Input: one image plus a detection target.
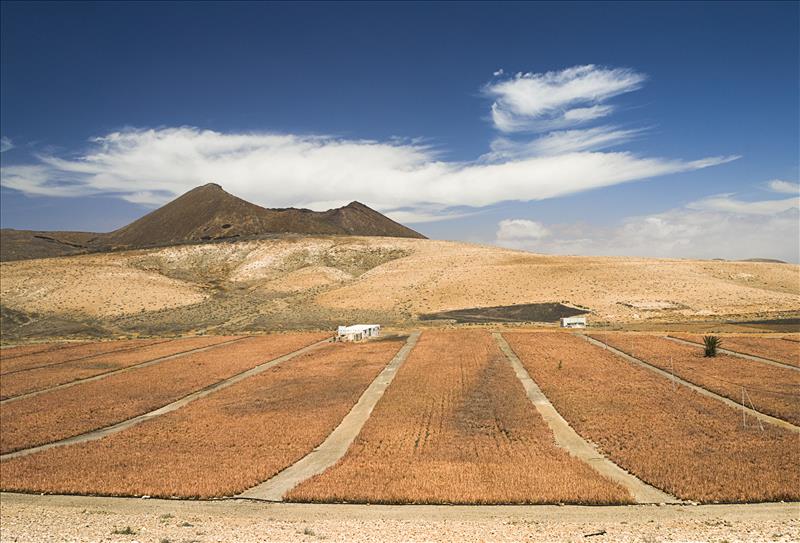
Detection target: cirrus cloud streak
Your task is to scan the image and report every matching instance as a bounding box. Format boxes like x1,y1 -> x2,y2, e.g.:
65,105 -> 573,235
0,127 -> 737,221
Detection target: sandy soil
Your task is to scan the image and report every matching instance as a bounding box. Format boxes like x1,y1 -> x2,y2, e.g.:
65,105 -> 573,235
315,239 -> 800,322
1,493 -> 797,542
0,257 -> 207,318
1,236 -> 798,340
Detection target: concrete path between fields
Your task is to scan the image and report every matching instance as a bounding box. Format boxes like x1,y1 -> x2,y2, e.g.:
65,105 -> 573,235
0,337 -> 333,462
664,336 -> 799,372
239,331 -> 421,501
582,334 -> 800,434
492,332 -> 679,505
0,337 -> 247,405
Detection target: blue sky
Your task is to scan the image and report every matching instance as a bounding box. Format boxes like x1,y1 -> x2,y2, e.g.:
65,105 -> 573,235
1,1 -> 798,261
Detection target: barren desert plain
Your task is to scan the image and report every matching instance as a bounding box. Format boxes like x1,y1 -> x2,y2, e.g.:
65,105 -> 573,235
0,235 -> 798,542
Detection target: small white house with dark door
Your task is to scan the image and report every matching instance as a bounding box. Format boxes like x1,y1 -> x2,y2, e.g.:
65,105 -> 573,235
560,316 -> 587,328
336,324 -> 381,341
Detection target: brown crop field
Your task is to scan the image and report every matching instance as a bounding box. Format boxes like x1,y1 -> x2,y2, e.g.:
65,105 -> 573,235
590,333 -> 800,426
0,343 -> 81,360
0,333 -> 326,454
287,330 -> 632,505
669,334 -> 800,368
0,339 -> 402,498
503,332 -> 800,503
0,336 -> 236,400
0,339 -> 163,375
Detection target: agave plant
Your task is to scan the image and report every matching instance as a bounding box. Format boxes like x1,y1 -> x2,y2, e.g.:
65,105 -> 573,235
703,335 -> 722,357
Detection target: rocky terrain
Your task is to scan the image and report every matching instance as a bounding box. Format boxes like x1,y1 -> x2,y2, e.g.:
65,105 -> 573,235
1,236 -> 797,342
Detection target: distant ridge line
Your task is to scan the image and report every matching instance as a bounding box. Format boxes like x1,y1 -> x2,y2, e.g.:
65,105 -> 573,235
0,183 -> 426,261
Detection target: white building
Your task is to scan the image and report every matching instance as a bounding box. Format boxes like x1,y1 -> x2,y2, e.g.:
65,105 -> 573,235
336,324 -> 381,341
560,316 -> 587,328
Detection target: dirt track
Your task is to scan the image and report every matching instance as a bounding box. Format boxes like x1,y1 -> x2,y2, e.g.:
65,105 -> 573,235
1,493 -> 797,542
493,333 -> 677,504
240,332 -> 420,500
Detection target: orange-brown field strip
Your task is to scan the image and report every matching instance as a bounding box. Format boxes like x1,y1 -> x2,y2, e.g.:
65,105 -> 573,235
589,333 -> 800,426
0,339 -> 403,498
0,336 -> 238,400
0,339 -> 165,375
0,343 -> 83,361
669,334 -> 800,368
287,330 -> 632,505
503,332 -> 800,503
0,333 -> 326,455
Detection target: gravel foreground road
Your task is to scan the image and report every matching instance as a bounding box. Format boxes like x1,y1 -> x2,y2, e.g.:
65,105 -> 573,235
1,493 -> 798,542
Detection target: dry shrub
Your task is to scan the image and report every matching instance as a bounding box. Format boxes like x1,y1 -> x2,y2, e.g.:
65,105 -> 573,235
0,333 -> 327,454
504,332 -> 800,503
671,333 -> 800,368
0,339 -> 162,374
0,339 -> 402,498
0,336 -> 236,400
590,333 -> 800,425
287,329 -> 632,505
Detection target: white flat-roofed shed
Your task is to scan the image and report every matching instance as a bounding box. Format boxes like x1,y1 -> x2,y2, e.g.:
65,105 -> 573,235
560,316 -> 587,328
336,324 -> 381,341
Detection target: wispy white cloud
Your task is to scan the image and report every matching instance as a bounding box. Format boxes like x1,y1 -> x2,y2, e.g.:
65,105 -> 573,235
120,190 -> 177,206
385,206 -> 483,224
0,65 -> 742,226
486,126 -> 646,160
563,105 -> 614,123
0,127 -> 736,222
765,179 -> 799,195
0,137 -> 14,153
484,65 -> 645,133
687,193 -> 799,215
495,194 -> 800,262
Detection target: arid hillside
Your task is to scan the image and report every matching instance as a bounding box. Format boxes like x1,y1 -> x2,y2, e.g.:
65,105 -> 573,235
1,236 -> 798,340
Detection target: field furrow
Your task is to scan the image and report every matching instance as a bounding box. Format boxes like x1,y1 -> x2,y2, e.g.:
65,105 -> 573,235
0,339 -> 164,375
0,339 -> 402,498
287,329 -> 632,505
0,333 -> 327,454
503,332 -> 800,503
589,333 -> 800,425
669,334 -> 800,368
0,336 -> 237,400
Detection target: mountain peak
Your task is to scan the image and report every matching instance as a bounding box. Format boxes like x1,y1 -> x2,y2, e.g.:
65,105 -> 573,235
194,182 -> 225,193
101,183 -> 425,249
0,183 -> 427,260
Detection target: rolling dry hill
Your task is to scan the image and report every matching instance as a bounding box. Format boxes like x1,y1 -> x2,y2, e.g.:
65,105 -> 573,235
0,184 -> 425,262
1,236 -> 798,341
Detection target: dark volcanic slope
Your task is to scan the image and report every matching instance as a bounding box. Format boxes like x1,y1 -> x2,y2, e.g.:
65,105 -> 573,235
0,230 -> 98,262
104,183 -> 342,246
322,201 -> 425,239
1,183 -> 426,261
